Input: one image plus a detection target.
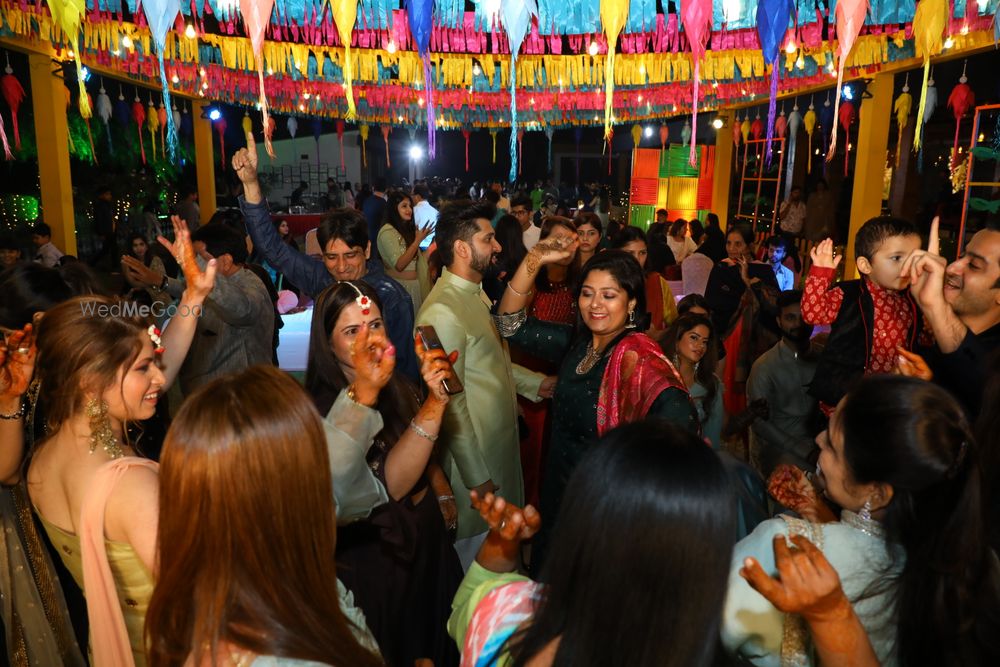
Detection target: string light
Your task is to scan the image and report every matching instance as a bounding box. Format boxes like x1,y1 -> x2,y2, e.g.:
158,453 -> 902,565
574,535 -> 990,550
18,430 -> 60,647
185,23 -> 197,39
121,34 -> 133,49
784,41 -> 797,54
944,36 -> 955,49
588,41 -> 599,56
386,40 -> 397,54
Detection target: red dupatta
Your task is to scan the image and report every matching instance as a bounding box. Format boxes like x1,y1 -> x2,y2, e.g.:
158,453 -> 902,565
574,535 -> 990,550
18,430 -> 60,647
596,333 -> 690,436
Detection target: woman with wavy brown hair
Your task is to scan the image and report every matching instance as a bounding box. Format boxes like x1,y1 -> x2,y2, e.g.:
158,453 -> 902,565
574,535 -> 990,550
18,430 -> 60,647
145,366 -> 383,667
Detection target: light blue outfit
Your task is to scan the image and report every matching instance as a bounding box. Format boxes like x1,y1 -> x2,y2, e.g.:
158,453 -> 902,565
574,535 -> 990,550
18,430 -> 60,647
689,378 -> 724,449
722,513 -> 903,667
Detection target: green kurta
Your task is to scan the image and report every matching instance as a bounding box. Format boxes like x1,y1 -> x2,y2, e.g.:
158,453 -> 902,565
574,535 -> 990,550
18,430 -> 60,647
505,317 -> 699,569
416,269 -> 546,539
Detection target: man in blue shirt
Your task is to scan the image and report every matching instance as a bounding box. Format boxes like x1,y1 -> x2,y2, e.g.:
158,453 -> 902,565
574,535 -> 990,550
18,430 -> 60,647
231,134 -> 419,379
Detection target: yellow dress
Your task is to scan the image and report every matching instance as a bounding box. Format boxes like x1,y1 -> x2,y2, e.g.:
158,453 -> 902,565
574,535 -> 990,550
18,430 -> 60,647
37,513 -> 153,666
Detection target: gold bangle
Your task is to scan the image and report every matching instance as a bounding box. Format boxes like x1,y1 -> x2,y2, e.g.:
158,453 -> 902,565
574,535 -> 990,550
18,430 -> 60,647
506,282 -> 534,297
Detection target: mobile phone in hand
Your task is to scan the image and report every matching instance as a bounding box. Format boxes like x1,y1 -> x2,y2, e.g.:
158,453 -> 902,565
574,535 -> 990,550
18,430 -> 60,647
415,325 -> 464,394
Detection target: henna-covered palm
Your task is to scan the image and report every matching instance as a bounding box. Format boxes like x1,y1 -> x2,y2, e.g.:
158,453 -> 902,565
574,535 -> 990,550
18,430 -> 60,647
0,325 -> 36,399
530,234 -> 579,269
158,216 -> 217,300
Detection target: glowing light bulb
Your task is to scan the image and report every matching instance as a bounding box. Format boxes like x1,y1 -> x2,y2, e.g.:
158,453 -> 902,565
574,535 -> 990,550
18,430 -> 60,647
121,35 -> 133,49
202,81 -> 209,90
386,40 -> 397,54
785,40 -> 797,55
712,81 -> 719,89
712,118 -> 724,129
637,95 -> 643,102
67,49 -> 75,59
796,55 -> 805,69
171,74 -> 180,84
643,126 -> 653,138
299,103 -> 306,111
398,115 -> 404,122
303,92 -> 311,100
638,64 -> 646,75
588,41 -> 599,56
185,23 -> 197,39
418,97 -> 424,106
472,62 -> 481,76
530,97 -> 536,104
960,25 -> 969,35
200,67 -> 206,77
944,36 -> 955,49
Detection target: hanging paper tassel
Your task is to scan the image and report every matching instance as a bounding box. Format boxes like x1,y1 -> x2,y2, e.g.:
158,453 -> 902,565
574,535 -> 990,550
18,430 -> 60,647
682,119 -> 692,146
95,82 -> 113,153
599,0 -> 629,142
498,0 -> 539,181
381,125 -> 391,167
912,0 -> 948,152
750,114 -> 764,141
147,97 -> 159,161
606,128 -> 614,175
2,57 -> 26,150
755,0 -> 795,165
46,0 -> 90,119
407,0 -> 438,158
894,76 -> 913,168
660,125 -> 669,150
741,114 -> 752,167
785,103 -> 802,199
804,99 -> 817,173
490,129 -> 498,164
216,115 -> 227,167
359,124 -> 369,167
545,126 -> 555,172
336,119 -> 346,171
775,105 -> 788,141
84,93 -> 97,165
947,61 -> 975,169
631,124 -> 642,147
139,0 -> 181,161
132,96 -> 147,165
173,104 -> 182,137
827,0 -> 868,161
0,111 -> 9,160
732,116 -> 742,150
330,0 -> 358,119
681,0 -> 712,165
239,0 -> 276,157
820,93 -> 834,174
839,100 -> 855,176
158,102 -> 167,157
917,74 -> 938,173
462,129 -> 471,171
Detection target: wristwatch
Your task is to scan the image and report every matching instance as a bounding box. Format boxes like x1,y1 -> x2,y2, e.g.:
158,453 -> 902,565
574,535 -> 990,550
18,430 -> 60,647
157,274 -> 169,291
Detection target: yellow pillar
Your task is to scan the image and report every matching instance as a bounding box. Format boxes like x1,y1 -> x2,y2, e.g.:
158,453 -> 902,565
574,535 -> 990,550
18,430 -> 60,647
711,111 -> 734,231
28,53 -> 76,256
193,113 -> 217,222
845,73 -> 892,278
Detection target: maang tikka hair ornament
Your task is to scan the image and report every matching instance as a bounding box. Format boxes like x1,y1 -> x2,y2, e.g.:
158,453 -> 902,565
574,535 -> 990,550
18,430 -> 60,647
343,282 -> 371,316
147,325 -> 164,354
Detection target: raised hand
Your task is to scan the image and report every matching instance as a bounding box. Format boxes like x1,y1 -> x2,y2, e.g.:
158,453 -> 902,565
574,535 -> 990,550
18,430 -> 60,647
159,216 -> 217,301
470,491 -> 541,543
810,238 -> 842,270
415,223 -> 434,244
741,535 -> 851,623
121,254 -> 163,287
231,130 -> 260,185
528,233 -> 579,270
415,335 -> 458,404
351,323 -> 396,405
0,324 -> 36,400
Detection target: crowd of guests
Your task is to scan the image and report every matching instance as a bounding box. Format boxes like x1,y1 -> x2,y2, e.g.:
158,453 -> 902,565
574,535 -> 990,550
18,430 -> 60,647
1,128 -> 999,666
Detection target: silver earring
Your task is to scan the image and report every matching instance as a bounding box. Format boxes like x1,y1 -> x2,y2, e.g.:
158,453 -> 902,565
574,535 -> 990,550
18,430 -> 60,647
859,499 -> 872,523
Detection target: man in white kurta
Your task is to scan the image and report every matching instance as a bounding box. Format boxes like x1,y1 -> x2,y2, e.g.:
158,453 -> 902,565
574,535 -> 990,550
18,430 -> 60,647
416,200 -> 551,568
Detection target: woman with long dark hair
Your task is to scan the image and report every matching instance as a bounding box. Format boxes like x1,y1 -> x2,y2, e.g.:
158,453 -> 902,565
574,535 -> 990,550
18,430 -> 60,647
723,375 -> 1000,666
122,233 -> 168,306
705,225 -> 779,415
146,366 -> 382,666
610,225 -> 678,331
377,191 -> 431,311
483,214 -> 527,305
661,314 -> 723,448
305,280 -> 462,667
573,213 -> 602,268
24,222 -> 214,666
449,419 -> 737,667
497,245 -> 697,571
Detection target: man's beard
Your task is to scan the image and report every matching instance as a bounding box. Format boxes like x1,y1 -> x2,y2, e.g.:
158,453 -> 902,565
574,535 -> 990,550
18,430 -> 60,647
782,325 -> 813,347
470,249 -> 495,274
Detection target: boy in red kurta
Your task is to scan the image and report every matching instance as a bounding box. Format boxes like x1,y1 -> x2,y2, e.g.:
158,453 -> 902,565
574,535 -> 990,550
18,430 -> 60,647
802,216 -> 929,408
